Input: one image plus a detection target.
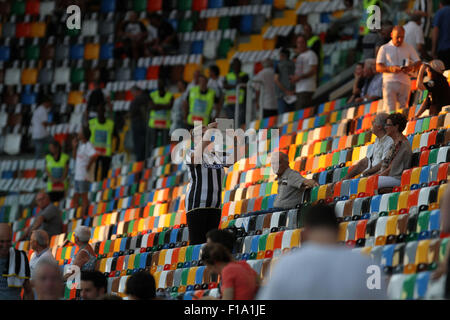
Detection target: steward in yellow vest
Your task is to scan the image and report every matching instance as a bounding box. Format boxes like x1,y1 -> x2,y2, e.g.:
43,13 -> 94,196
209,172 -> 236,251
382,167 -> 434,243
45,141 -> 69,202
89,104 -> 115,180
223,59 -> 248,126
184,74 -> 218,127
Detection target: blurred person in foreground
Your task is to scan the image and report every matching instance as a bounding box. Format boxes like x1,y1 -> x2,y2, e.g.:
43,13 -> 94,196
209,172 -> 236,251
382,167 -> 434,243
80,271 -> 107,300
257,204 -> 387,299
32,259 -> 64,300
125,271 -> 156,300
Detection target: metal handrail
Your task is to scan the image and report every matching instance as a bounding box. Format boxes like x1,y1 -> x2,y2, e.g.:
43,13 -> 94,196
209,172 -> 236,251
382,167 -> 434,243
234,80 -> 264,129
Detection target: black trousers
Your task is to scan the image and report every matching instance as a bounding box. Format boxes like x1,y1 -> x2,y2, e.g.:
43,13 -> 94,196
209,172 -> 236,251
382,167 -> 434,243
48,191 -> 65,203
131,123 -> 146,162
94,156 -> 112,181
438,49 -> 450,70
263,109 -> 278,118
186,208 -> 222,245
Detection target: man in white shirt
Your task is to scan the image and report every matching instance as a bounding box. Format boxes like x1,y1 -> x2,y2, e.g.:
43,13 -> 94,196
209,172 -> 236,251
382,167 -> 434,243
257,204 -> 387,300
254,59 -> 278,118
376,26 -> 421,112
289,35 -> 318,110
72,127 -> 98,218
31,96 -> 52,159
29,230 -> 56,279
340,113 -> 393,180
403,15 -> 425,56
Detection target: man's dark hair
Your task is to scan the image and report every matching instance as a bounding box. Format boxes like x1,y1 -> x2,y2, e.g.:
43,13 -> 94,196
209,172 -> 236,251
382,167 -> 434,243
39,94 -> 52,105
209,65 -> 220,77
303,204 -> 339,232
387,113 -> 407,133
280,47 -> 290,58
125,271 -> 156,300
81,271 -> 107,292
441,0 -> 450,6
201,242 -> 232,265
82,126 -> 91,141
206,229 -> 235,253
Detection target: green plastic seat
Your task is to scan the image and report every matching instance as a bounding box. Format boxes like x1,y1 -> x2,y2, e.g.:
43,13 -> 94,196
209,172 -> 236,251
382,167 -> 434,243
310,186 -> 319,202
340,167 -> 349,179
178,0 -> 192,10
428,149 -> 438,165
261,196 -> 269,210
12,0 -> 25,15
25,45 -> 40,60
258,234 -> 268,251
217,39 -> 232,59
181,268 -> 189,286
66,27 -> 80,36
158,230 -> 166,245
134,254 -> 141,269
133,0 -> 147,11
320,141 -> 328,154
178,19 -> 193,33
332,152 -> 340,166
104,240 -> 111,253
127,220 -> 135,233
439,238 -> 449,260
388,193 -> 399,211
228,219 -> 236,228
401,274 -> 417,300
219,16 -> 230,30
357,132 -> 365,146
185,245 -> 194,262
421,117 -> 430,132
416,211 -> 430,233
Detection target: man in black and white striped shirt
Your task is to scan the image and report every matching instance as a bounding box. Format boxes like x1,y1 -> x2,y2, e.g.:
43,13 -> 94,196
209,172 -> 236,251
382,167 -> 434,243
184,122 -> 231,245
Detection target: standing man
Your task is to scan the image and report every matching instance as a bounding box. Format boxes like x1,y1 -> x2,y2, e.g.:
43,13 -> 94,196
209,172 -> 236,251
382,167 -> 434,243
20,192 -> 63,240
432,0 -> 450,69
304,24 -> 323,83
271,152 -> 318,210
376,26 -> 421,113
223,59 -> 249,126
31,95 -> 52,159
403,15 -> 425,57
0,223 -> 34,300
207,65 -> 224,118
253,59 -> 278,119
148,79 -> 174,154
275,48 -> 296,115
29,230 -> 56,278
289,35 -> 318,110
129,85 -> 150,162
89,104 -> 115,181
184,74 -> 219,130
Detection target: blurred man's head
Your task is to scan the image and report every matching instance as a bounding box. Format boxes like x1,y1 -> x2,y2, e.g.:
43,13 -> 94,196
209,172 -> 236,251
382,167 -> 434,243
410,14 -> 422,25
379,21 -> 393,38
177,80 -> 187,92
262,59 -> 273,69
36,192 -> 51,210
303,204 -> 339,245
125,272 -> 156,300
354,62 -> 364,77
40,95 -> 52,108
48,141 -> 62,158
33,259 -> 64,300
193,70 -> 201,84
280,48 -> 290,61
80,271 -> 107,300
198,74 -> 208,91
209,65 -> 220,79
78,126 -> 91,142
74,226 -> 91,246
0,223 -> 12,258
206,229 -> 236,253
231,59 -> 242,74
149,13 -> 162,27
128,11 -> 138,22
157,79 -> 166,92
391,26 -> 405,47
303,24 -> 313,39
372,112 -> 389,137
271,152 -> 290,176
30,230 -> 49,252
131,85 -> 142,98
97,103 -> 106,122
363,59 -> 376,78
296,35 -> 307,53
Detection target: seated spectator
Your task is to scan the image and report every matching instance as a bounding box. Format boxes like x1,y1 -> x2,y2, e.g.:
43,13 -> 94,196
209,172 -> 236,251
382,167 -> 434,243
72,127 -> 99,218
271,152 -> 318,210
149,13 -> 179,56
117,11 -> 148,59
32,259 -> 64,300
29,230 -> 56,279
63,226 -> 96,280
347,62 -> 365,103
80,271 -> 107,300
256,204 -> 386,299
206,229 -> 236,254
0,223 -> 33,300
200,243 -> 260,300
45,141 -> 70,203
404,15 -> 425,57
369,113 -> 412,189
125,271 -> 156,300
20,192 -> 63,240
415,60 -> 450,117
340,113 -> 393,181
355,59 -> 383,103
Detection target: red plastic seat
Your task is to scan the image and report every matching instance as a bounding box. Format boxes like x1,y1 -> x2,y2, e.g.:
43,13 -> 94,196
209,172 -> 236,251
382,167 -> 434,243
401,169 -> 412,187
16,22 -> 31,38
437,163 -> 449,182
26,0 -> 40,15
147,0 -> 162,11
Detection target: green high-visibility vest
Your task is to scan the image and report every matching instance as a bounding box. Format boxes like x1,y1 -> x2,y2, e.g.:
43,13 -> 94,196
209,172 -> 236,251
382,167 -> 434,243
187,86 -> 215,126
89,117 -> 114,156
360,0 -> 380,35
224,71 -> 247,105
307,35 -> 323,78
45,153 -> 69,192
149,90 -> 173,129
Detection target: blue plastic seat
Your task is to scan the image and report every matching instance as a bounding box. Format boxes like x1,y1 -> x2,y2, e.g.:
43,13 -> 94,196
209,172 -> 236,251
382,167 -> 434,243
208,0 -> 223,8
101,0 -> 116,13
349,178 -> 360,195
190,40 -> 204,54
70,44 -> 84,60
133,67 -> 146,80
318,171 -> 327,185
429,210 -> 440,231
381,244 -> 395,267
414,271 -> 430,299
100,43 -> 114,60
0,46 -> 10,61
240,15 -> 253,34
419,166 -> 429,184
370,195 -> 382,213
